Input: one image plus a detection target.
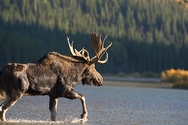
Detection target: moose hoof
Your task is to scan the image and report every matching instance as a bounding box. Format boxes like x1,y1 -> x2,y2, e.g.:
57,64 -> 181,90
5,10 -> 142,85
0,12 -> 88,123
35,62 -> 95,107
81,113 -> 88,120
80,113 -> 87,124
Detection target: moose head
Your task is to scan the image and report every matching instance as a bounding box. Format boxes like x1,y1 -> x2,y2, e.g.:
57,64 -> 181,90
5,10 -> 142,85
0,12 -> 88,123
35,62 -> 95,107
67,33 -> 112,86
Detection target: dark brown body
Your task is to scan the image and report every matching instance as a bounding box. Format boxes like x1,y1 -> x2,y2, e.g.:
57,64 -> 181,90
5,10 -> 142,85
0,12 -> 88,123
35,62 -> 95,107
0,52 -> 103,121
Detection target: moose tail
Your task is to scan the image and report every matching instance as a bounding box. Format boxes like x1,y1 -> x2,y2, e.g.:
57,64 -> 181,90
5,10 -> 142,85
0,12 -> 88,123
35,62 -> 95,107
0,68 -> 6,100
0,68 -> 2,88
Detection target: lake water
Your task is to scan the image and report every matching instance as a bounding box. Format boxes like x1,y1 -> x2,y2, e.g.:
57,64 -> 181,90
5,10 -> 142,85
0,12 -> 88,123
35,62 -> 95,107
0,83 -> 188,125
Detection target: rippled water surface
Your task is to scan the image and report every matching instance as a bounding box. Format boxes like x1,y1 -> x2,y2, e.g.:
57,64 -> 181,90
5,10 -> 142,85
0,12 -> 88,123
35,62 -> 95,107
0,83 -> 188,125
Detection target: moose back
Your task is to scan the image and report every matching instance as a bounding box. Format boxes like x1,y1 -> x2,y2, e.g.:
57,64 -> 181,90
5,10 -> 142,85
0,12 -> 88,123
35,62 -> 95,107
0,33 -> 112,122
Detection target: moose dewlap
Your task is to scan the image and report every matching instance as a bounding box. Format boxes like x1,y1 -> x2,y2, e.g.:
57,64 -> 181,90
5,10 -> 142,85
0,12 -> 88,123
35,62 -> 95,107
0,33 -> 112,122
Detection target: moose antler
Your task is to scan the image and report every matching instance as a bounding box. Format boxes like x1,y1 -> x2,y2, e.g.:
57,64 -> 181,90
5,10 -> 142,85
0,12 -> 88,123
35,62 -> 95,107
90,33 -> 112,64
67,33 -> 112,64
67,37 -> 90,61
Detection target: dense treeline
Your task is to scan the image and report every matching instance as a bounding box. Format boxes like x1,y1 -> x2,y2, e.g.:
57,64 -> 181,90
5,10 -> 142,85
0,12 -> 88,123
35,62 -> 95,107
0,0 -> 188,74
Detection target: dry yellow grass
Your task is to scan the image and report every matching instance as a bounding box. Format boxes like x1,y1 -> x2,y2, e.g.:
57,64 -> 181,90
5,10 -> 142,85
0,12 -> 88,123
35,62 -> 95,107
176,0 -> 188,8
161,68 -> 188,89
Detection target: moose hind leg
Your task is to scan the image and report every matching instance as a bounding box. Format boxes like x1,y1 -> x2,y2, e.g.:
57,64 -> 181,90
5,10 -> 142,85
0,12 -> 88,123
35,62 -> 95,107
0,93 -> 23,121
0,96 -> 9,121
49,97 -> 58,121
0,97 -> 9,110
64,90 -> 88,120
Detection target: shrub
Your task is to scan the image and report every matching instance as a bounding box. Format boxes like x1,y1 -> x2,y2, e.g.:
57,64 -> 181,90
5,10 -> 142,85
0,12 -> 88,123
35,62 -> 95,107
141,71 -> 160,78
128,72 -> 141,78
161,68 -> 188,89
118,72 -> 126,77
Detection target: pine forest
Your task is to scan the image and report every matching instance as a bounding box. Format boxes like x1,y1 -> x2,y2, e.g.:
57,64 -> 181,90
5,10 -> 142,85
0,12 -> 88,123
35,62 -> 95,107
0,0 -> 188,75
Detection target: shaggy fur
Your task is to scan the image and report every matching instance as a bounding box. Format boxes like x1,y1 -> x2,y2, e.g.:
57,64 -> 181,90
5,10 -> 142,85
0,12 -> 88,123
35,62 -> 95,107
0,51 -> 103,121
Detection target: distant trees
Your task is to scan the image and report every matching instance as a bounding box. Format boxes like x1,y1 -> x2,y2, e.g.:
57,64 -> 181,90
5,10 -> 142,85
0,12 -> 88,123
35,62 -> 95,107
0,0 -> 188,74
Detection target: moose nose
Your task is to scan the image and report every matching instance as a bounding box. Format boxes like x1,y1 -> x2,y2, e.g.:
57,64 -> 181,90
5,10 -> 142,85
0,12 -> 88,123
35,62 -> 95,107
99,81 -> 103,86
98,76 -> 103,86
94,71 -> 103,86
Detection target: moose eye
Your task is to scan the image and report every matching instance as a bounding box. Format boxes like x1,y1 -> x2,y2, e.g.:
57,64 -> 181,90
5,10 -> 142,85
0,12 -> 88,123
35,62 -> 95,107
84,69 -> 89,76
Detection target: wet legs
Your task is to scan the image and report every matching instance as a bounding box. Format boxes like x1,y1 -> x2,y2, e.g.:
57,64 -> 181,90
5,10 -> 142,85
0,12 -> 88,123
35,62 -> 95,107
49,97 -> 58,121
64,89 -> 88,120
0,93 -> 23,121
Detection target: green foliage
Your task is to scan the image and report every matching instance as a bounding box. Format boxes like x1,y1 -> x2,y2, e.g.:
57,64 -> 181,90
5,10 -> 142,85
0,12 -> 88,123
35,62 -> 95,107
128,72 -> 141,78
118,72 -> 126,77
141,72 -> 160,78
0,0 -> 188,74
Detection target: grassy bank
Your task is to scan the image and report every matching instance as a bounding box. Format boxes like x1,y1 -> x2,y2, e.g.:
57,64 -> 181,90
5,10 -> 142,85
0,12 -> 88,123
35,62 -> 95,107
104,80 -> 172,89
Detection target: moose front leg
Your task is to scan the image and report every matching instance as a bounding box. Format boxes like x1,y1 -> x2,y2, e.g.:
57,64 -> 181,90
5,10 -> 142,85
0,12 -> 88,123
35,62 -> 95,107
80,96 -> 87,119
64,89 -> 88,120
49,97 -> 58,121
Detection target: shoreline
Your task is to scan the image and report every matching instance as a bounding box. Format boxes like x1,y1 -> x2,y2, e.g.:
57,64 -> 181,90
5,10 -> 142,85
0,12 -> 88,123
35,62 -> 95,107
103,76 -> 172,88
103,76 -> 161,83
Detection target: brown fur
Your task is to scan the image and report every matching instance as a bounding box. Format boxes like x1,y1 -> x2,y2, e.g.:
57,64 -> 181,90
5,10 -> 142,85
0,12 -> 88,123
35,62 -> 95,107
0,51 -> 103,121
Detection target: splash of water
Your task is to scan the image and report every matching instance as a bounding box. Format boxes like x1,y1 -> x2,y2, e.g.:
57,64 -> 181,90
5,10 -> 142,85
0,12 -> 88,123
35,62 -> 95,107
70,118 -> 87,124
6,119 -> 64,124
64,116 -> 88,124
5,117 -> 87,124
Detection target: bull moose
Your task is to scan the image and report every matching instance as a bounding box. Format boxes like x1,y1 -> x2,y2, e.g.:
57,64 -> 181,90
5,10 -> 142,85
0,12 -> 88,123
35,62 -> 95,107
0,33 -> 112,122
